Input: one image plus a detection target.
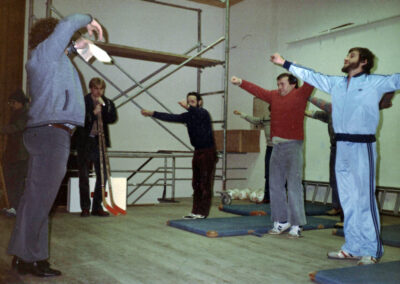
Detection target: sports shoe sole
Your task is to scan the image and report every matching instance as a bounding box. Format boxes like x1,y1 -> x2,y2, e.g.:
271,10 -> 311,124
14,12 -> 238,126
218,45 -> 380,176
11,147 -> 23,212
327,251 -> 361,260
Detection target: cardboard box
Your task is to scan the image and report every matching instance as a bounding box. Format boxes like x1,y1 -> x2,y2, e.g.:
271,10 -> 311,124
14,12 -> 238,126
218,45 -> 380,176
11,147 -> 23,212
67,177 -> 127,213
214,130 -> 260,153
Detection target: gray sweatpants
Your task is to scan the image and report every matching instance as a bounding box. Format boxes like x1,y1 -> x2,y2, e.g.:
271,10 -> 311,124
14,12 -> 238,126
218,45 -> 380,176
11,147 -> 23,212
269,140 -> 306,226
7,126 -> 70,262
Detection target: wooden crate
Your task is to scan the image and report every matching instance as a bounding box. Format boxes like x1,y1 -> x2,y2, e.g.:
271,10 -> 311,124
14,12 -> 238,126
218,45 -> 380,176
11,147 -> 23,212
214,130 -> 260,153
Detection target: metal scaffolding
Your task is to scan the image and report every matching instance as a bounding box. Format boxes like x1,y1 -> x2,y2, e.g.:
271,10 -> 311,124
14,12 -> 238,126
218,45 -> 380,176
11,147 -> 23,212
30,0 -> 235,204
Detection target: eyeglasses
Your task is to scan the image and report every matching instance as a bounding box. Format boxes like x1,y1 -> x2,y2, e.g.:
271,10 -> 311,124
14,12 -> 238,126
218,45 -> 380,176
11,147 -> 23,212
8,101 -> 16,105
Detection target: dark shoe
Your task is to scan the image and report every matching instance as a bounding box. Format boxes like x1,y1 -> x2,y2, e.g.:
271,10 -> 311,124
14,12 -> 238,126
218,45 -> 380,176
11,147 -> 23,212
91,208 -> 110,217
80,209 -> 90,217
12,256 -> 61,277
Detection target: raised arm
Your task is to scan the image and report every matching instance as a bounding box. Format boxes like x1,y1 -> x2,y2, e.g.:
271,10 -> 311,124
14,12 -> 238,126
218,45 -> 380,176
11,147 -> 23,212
270,53 -> 337,94
38,14 -> 103,61
231,76 -> 274,103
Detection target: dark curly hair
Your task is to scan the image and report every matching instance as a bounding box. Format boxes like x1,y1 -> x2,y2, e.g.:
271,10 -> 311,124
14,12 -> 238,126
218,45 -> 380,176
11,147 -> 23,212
29,17 -> 59,50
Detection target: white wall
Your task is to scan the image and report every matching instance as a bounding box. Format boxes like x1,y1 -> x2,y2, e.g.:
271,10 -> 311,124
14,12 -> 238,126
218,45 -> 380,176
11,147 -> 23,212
24,0 -> 400,200
229,0 -> 400,189
25,0 -> 225,200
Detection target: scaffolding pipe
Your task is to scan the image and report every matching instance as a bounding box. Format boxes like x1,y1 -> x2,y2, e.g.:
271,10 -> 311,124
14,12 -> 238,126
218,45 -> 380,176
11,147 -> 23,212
142,0 -> 201,12
49,4 -> 172,113
200,90 -> 225,96
46,0 -> 52,17
76,54 -> 193,150
222,0 -> 231,191
112,60 -> 173,114
112,44 -> 200,102
116,36 -> 225,108
197,10 -> 202,93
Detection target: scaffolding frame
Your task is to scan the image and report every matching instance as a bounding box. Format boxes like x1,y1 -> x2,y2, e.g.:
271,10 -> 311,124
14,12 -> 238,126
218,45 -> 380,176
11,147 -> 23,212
28,0 -> 233,202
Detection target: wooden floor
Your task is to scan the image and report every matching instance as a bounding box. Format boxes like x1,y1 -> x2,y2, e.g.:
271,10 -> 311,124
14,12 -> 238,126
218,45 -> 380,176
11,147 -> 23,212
1,198 -> 400,284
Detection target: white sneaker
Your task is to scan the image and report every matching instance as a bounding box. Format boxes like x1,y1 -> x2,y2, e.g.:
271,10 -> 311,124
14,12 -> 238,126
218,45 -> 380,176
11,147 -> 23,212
183,213 -> 197,219
268,221 -> 291,235
183,213 -> 206,219
288,225 -> 302,238
327,250 -> 361,260
358,256 -> 378,265
194,214 -> 206,219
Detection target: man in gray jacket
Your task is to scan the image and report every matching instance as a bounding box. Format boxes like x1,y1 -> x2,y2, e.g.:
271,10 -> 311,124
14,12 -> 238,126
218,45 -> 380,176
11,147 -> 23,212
7,14 -> 103,277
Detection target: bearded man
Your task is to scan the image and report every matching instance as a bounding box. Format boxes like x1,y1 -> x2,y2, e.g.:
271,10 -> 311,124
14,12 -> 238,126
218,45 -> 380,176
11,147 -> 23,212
271,48 -> 399,265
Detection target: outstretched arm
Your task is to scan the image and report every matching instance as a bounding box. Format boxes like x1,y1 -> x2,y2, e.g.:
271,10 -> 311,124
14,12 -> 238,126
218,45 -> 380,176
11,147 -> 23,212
270,53 -> 336,94
141,109 -> 154,117
308,97 -> 332,113
141,109 -> 186,123
234,110 -> 267,126
231,76 -> 274,103
306,110 -> 329,123
231,76 -> 243,86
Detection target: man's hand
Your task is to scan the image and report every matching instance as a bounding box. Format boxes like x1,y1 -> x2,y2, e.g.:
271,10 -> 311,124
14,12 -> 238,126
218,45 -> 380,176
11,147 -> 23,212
270,53 -> 285,66
231,76 -> 242,86
93,104 -> 102,115
379,91 -> 395,110
141,109 -> 154,117
74,37 -> 92,50
304,110 -> 314,118
233,110 -> 242,116
178,99 -> 189,109
87,19 -> 103,41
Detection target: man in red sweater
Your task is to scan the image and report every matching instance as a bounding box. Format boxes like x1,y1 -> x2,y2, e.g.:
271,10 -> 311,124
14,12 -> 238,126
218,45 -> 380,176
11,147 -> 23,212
231,73 -> 314,238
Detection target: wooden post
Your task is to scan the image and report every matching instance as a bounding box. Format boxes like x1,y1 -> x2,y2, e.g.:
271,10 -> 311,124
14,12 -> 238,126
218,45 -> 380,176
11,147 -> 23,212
0,160 -> 10,209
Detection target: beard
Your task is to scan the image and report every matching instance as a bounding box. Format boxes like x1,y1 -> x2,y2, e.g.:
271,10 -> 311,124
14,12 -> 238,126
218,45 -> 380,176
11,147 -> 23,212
341,60 -> 362,73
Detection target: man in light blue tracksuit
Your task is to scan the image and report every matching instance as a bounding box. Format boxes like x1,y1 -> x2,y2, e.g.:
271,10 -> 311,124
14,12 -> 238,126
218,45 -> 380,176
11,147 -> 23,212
271,48 -> 399,265
7,14 -> 103,277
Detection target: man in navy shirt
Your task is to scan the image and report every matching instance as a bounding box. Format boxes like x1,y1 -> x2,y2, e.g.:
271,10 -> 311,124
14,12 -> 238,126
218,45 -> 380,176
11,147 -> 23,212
141,92 -> 217,219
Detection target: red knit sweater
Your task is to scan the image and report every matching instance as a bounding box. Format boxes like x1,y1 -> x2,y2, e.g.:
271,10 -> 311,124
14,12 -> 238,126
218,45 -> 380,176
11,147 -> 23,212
240,80 -> 314,140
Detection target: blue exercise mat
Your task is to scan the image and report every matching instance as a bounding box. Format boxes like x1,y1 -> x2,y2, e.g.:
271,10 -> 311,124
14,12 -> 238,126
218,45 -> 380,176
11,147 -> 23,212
220,202 -> 333,216
312,261 -> 400,284
167,215 -> 338,238
333,224 -> 400,248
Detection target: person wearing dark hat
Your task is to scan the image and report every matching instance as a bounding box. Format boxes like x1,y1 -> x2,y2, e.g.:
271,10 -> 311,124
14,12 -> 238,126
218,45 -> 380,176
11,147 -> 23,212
1,89 -> 29,217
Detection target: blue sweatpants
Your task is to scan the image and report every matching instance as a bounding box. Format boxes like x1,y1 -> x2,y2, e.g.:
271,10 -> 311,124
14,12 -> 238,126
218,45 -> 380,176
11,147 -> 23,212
335,141 -> 383,258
